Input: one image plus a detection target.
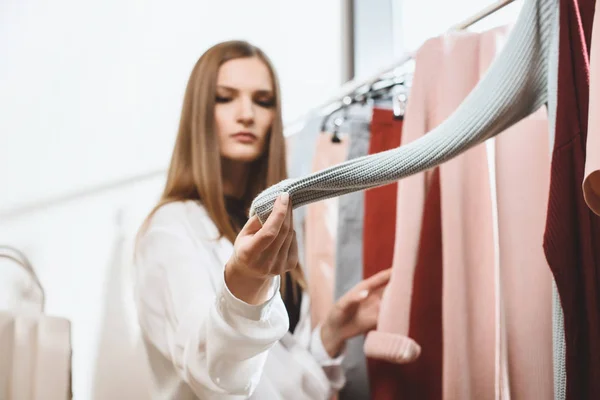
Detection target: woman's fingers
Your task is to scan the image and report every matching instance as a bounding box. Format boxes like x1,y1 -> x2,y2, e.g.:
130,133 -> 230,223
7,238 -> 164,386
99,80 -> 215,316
240,215 -> 262,235
253,193 -> 289,250
276,227 -> 296,273
336,269 -> 391,310
357,268 -> 392,293
336,287 -> 369,311
287,230 -> 299,270
233,193 -> 298,278
268,201 -> 293,255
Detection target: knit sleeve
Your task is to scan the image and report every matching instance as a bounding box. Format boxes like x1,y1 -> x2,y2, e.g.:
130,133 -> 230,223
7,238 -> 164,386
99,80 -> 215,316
249,0 -> 555,224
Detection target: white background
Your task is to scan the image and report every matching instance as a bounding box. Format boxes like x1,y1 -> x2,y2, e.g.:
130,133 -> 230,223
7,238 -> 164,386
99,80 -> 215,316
0,1 -> 524,398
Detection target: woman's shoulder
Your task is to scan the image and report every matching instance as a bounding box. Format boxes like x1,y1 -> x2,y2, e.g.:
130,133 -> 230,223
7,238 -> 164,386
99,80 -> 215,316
150,200 -> 203,223
143,200 -> 214,238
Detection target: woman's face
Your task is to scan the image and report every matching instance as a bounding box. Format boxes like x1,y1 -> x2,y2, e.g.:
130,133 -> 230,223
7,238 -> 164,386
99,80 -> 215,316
215,57 -> 275,163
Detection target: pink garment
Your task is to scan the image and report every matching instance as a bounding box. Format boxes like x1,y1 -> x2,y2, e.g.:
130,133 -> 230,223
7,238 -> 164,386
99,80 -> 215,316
365,27 -> 553,400
305,133 -> 350,329
584,8 -> 600,216
494,105 -> 554,400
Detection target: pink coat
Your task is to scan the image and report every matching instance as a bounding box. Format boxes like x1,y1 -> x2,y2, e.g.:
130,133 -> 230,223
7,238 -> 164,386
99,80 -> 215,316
364,26 -> 554,399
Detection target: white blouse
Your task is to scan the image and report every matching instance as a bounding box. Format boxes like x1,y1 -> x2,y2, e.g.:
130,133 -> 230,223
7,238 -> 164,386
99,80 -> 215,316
134,200 -> 345,399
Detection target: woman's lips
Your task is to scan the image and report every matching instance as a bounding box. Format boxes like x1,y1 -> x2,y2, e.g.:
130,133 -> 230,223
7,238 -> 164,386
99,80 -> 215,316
231,132 -> 257,143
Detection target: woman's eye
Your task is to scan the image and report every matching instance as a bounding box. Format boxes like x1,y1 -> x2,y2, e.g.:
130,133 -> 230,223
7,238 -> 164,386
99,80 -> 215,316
255,99 -> 275,108
215,96 -> 231,103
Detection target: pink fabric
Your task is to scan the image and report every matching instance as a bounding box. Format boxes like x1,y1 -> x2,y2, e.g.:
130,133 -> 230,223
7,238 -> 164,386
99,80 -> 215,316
484,27 -> 554,398
584,8 -> 600,216
305,133 -> 350,329
494,107 -> 554,400
437,31 -> 497,400
365,26 -> 553,399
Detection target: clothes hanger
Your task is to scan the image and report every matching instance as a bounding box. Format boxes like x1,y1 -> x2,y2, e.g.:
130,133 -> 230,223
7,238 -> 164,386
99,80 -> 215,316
321,73 -> 410,141
320,95 -> 353,137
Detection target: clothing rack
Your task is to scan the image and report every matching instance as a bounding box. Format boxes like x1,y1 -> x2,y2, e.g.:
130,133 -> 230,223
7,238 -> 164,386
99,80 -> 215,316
1,0 -> 520,220
285,0 -> 519,137
451,0 -> 517,31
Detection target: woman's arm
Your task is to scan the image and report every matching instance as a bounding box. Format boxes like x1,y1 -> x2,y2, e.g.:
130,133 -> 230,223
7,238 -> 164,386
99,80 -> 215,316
135,212 -> 288,399
135,194 -> 296,399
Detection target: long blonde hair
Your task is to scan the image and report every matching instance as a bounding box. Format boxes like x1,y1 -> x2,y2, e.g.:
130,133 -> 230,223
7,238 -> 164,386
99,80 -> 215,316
143,40 -> 306,294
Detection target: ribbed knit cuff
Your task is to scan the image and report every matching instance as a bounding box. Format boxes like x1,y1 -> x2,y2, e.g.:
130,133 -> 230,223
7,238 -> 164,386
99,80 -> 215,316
363,331 -> 421,364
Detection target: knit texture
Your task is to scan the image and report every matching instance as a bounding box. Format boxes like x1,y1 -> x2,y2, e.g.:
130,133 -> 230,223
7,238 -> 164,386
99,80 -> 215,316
553,281 -> 567,400
544,0 -> 600,397
544,3 -> 568,399
249,0 -> 555,223
363,332 -> 421,364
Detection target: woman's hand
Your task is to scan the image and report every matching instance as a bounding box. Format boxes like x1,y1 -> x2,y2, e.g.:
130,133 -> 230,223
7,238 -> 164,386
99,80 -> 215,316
225,193 -> 298,305
320,268 -> 392,357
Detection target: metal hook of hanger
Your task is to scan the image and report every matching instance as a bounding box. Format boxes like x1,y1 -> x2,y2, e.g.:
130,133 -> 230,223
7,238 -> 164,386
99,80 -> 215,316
321,95 -> 351,133
331,95 -> 352,143
392,85 -> 409,120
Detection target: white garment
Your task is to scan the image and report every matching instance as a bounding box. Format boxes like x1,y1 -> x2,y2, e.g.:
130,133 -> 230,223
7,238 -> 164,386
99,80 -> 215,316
134,200 -> 345,400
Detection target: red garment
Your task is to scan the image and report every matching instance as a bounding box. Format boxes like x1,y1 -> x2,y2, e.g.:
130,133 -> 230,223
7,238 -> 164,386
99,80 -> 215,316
395,167 -> 443,400
363,108 -> 403,400
544,0 -> 600,398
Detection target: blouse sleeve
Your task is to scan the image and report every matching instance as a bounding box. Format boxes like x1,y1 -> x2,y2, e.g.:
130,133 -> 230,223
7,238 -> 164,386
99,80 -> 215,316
134,210 -> 289,399
309,325 -> 346,391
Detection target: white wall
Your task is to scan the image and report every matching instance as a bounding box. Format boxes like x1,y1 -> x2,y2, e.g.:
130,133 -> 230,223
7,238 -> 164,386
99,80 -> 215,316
1,179 -> 164,400
0,0 -> 344,212
0,1 -> 344,398
353,0 -> 396,78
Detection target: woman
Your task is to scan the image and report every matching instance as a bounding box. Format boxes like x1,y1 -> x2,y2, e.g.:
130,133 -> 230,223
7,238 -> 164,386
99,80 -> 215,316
134,40 -> 391,399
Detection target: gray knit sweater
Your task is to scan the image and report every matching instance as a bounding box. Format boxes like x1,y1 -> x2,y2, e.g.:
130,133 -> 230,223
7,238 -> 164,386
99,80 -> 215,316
249,0 -> 556,223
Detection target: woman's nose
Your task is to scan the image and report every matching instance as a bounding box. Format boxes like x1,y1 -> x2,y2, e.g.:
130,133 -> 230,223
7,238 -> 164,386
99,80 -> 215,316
237,97 -> 255,125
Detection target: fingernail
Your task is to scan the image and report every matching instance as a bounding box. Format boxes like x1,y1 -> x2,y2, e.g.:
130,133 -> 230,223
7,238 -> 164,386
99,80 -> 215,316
280,192 -> 289,206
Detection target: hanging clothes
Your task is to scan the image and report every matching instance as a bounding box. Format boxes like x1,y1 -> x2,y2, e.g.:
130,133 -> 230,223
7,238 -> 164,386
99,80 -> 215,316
363,109 -> 403,281
540,3 -> 567,398
305,133 -> 350,328
248,0 -> 555,225
544,0 -> 600,398
245,0 -> 600,395
365,25 -> 554,400
335,116 -> 372,400
389,165 -> 443,400
493,96 -> 554,399
361,108 -> 404,400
